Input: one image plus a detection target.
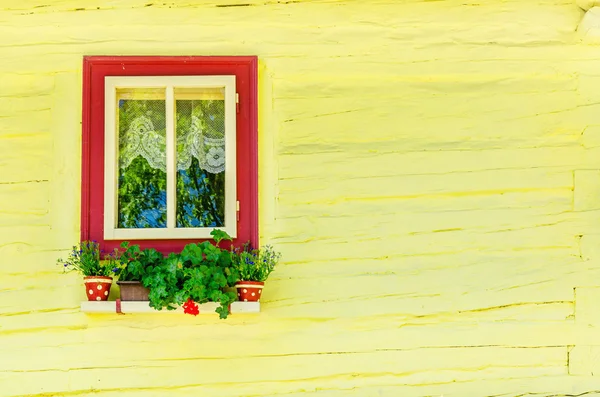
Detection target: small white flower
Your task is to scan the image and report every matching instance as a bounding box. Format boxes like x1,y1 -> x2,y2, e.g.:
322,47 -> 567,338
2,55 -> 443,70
207,147 -> 225,168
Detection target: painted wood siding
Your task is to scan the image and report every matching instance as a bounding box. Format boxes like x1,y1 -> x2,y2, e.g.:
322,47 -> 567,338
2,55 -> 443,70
2,0 -> 600,395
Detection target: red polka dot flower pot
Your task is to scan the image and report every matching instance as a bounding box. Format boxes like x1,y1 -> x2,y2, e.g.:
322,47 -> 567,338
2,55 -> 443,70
235,281 -> 264,302
84,276 -> 113,301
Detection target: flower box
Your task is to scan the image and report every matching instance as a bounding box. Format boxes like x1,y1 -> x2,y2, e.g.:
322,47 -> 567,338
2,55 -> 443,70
116,281 -> 150,301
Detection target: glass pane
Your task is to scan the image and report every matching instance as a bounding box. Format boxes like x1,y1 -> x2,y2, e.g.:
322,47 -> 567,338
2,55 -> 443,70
175,87 -> 226,228
116,88 -> 167,228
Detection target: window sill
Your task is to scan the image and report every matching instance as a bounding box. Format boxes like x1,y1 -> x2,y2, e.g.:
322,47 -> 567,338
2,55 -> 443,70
80,301 -> 260,315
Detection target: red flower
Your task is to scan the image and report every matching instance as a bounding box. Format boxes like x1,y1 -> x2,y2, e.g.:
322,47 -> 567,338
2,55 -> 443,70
183,298 -> 199,316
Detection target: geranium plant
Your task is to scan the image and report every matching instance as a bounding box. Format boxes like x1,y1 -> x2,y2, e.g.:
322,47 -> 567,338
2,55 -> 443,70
108,242 -> 164,301
141,229 -> 239,319
112,242 -> 163,282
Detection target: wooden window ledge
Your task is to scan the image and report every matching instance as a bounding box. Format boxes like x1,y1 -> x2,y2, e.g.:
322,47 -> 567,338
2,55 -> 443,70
80,301 -> 260,314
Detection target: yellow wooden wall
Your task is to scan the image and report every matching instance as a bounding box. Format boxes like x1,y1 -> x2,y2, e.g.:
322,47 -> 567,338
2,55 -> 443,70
3,0 -> 600,395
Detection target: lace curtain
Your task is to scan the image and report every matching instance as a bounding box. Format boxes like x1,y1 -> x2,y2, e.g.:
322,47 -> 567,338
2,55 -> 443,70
118,100 -> 226,174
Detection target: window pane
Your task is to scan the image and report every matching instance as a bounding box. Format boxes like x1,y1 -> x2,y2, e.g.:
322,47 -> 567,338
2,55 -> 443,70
175,88 -> 226,228
116,88 -> 167,228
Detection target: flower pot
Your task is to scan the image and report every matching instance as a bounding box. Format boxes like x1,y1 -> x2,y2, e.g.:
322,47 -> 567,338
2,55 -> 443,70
117,281 -> 150,301
84,276 -> 113,301
235,281 -> 264,302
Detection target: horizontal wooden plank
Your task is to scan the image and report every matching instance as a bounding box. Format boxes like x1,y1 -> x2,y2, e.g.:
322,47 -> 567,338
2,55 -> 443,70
275,90 -> 579,123
277,112 -> 585,151
273,71 -> 580,99
4,375 -> 597,397
11,376 -> 594,397
279,147 -> 583,181
263,291 -> 574,321
277,134 -> 583,156
0,134 -> 52,183
0,5 -> 580,49
0,346 -> 566,396
0,2 -> 577,33
0,95 -> 52,116
276,188 -> 573,220
0,73 -> 53,97
266,258 -> 580,302
0,181 -> 49,227
0,310 -> 84,337
0,227 -> 54,270
278,168 -> 572,206
273,206 -> 575,240
0,108 -> 52,136
273,220 -> 580,261
0,315 -> 577,367
266,44 -> 596,77
0,287 -> 89,318
272,248 -> 580,278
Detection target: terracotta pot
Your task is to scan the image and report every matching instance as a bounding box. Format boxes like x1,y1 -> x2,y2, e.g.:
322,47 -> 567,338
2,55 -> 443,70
117,281 -> 150,301
84,276 -> 113,301
235,281 -> 264,302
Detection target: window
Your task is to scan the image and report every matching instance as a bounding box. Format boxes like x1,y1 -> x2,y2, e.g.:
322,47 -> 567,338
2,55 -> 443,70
82,56 -> 258,254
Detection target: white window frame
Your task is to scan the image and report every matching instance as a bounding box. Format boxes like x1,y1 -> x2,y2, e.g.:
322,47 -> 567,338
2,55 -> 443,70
103,75 -> 237,240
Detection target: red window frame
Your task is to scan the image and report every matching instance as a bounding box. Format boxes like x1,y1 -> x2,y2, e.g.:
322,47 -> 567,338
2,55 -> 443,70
81,56 -> 258,254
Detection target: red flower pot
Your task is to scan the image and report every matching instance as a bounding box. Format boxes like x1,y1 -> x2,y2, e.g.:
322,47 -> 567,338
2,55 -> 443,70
235,281 -> 264,302
84,276 -> 113,301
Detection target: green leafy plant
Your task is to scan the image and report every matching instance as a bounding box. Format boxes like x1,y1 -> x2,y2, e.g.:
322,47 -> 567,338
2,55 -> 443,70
112,242 -> 164,282
57,241 -> 113,277
141,230 -> 239,319
232,244 -> 281,282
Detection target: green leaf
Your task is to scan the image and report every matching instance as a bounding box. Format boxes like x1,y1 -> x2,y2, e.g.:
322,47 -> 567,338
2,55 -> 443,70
181,243 -> 203,265
203,244 -> 220,262
210,229 -> 232,245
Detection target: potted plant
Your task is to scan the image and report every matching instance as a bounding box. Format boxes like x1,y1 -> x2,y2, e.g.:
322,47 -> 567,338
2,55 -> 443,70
57,241 -> 114,301
142,230 -> 240,319
110,243 -> 162,301
232,244 -> 281,302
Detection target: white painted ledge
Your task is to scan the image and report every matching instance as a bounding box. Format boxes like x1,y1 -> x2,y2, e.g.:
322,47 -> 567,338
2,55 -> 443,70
81,301 -> 260,314
578,7 -> 600,42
